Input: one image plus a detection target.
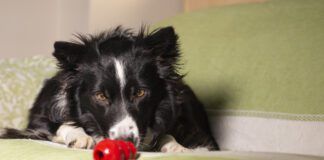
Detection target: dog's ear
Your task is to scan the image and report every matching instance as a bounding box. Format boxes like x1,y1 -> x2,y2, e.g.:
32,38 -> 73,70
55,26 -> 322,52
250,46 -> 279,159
145,26 -> 179,59
145,26 -> 182,81
53,41 -> 85,69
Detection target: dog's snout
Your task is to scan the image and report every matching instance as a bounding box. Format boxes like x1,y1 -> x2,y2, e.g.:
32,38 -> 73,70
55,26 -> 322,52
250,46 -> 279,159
108,116 -> 139,146
125,133 -> 135,142
110,132 -> 137,145
108,124 -> 135,139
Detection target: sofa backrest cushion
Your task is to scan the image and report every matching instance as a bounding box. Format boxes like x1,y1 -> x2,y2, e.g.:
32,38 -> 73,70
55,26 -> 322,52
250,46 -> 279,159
0,56 -> 56,129
154,0 -> 324,156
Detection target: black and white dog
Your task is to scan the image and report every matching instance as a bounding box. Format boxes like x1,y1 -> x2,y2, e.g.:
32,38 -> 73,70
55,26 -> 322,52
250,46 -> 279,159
1,26 -> 218,152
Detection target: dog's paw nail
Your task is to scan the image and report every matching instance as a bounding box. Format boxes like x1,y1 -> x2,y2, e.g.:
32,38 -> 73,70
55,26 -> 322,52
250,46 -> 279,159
67,135 -> 95,149
68,139 -> 77,148
161,142 -> 192,153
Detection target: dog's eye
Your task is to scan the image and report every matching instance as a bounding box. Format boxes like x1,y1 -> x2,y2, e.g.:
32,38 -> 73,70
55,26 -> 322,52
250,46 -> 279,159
95,92 -> 108,101
135,89 -> 146,98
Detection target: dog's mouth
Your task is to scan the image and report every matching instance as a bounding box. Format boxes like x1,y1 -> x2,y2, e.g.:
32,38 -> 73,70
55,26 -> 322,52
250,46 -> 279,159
94,114 -> 140,148
133,137 -> 140,148
94,135 -> 140,148
113,135 -> 140,148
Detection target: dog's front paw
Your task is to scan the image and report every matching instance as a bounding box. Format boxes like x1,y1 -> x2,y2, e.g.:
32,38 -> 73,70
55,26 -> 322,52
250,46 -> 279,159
158,135 -> 192,153
67,134 -> 95,149
161,141 -> 192,153
53,123 -> 95,149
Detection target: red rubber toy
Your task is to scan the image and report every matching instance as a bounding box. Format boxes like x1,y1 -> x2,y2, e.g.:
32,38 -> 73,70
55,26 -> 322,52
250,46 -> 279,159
93,139 -> 137,160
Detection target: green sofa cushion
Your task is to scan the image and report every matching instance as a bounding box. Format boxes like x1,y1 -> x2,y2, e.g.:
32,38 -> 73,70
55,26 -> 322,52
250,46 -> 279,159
154,0 -> 324,118
152,0 -> 324,156
2,139 -> 323,160
0,56 -> 57,129
0,139 -> 235,160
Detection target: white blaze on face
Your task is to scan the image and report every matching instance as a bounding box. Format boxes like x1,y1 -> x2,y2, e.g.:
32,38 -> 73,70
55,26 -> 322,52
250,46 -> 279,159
111,59 -> 139,146
114,59 -> 126,89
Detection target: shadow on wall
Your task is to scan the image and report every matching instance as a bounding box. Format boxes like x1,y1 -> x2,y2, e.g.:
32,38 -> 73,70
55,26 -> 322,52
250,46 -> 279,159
200,82 -> 238,147
196,82 -> 237,111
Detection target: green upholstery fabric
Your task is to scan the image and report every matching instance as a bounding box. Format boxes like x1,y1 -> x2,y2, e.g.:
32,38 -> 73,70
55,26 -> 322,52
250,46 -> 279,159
0,56 -> 57,129
0,140 -> 235,160
2,139 -> 323,160
154,0 -> 324,116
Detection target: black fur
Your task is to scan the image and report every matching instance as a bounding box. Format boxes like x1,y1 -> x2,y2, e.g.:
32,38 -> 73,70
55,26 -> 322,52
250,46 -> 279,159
1,26 -> 218,151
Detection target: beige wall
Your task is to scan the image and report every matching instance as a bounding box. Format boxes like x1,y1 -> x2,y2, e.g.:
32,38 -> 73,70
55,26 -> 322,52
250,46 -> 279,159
0,0 -> 58,58
89,0 -> 183,33
0,0 -> 183,58
0,0 -> 89,58
184,0 -> 266,12
56,0 -> 90,41
0,0 -> 268,58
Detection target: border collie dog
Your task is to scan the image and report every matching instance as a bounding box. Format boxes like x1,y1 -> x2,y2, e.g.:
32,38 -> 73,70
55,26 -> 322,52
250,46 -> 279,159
1,26 -> 218,152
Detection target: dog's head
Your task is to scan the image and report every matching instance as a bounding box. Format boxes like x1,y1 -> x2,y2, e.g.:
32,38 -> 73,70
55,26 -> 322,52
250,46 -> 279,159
53,26 -> 181,147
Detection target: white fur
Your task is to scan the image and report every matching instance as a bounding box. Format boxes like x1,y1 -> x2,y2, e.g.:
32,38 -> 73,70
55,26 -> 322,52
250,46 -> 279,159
54,90 -> 67,116
109,115 -> 139,146
53,122 -> 94,149
159,135 -> 209,153
159,135 -> 191,152
114,59 -> 126,89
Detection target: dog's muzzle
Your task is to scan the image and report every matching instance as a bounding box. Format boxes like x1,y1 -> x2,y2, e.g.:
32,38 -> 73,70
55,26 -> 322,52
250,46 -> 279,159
108,115 -> 140,147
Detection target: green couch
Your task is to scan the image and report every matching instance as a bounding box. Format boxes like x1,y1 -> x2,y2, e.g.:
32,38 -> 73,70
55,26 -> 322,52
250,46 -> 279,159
1,0 -> 324,159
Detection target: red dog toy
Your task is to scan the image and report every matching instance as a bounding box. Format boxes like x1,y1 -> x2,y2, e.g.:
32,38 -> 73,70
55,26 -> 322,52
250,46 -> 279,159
93,139 -> 138,160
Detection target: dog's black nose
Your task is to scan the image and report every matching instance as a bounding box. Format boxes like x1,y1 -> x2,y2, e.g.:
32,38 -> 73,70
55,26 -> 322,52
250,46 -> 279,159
118,133 -> 138,146
115,134 -> 139,147
108,117 -> 140,147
